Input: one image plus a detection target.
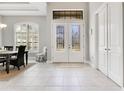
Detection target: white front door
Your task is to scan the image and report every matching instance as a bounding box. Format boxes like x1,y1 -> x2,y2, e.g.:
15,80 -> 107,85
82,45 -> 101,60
52,20 -> 84,62
69,22 -> 84,62
98,4 -> 108,75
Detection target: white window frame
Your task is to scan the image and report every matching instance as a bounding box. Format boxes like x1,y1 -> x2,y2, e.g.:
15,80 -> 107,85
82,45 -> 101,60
14,22 -> 39,53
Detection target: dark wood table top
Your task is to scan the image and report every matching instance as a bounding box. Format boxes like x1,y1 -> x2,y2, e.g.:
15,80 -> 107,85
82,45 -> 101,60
0,50 -> 29,74
0,50 -> 28,55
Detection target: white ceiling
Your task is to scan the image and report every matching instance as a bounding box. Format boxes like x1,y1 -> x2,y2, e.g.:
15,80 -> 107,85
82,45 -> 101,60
0,2 -> 47,16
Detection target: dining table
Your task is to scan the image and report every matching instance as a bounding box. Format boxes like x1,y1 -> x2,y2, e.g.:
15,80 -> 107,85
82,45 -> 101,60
0,50 -> 28,74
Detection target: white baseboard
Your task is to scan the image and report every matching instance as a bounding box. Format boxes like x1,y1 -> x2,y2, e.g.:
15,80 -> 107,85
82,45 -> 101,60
84,60 -> 90,63
46,60 -> 97,69
87,60 -> 97,68
81,60 -> 96,69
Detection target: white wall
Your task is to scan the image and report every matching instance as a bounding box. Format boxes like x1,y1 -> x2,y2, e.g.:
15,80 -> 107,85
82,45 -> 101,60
89,2 -> 103,66
47,2 -> 89,61
2,16 -> 47,53
0,16 -> 2,47
1,2 -> 90,61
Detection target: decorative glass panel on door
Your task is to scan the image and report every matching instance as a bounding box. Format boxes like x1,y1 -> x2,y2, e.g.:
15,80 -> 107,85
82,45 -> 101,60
72,24 -> 80,51
56,25 -> 64,51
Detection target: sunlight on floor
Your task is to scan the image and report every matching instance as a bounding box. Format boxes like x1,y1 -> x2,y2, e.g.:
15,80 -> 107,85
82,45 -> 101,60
0,62 -> 121,91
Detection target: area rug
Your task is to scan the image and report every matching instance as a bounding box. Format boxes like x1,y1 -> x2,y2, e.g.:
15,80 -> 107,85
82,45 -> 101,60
0,63 -> 36,81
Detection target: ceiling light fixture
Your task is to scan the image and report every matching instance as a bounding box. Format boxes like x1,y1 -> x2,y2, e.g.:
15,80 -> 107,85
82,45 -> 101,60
0,23 -> 7,29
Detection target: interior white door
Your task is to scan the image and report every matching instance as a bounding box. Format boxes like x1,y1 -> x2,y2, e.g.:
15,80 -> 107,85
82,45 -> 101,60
108,3 -> 123,86
69,21 -> 84,62
53,22 -> 68,62
52,20 -> 84,62
98,5 -> 108,75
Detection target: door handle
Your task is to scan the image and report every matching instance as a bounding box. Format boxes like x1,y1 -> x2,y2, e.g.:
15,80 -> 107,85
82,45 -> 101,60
108,48 -> 111,51
105,48 -> 107,50
105,48 -> 111,51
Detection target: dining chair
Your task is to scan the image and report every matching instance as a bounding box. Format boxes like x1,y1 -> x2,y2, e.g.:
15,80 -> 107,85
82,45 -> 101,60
0,57 -> 6,67
4,46 -> 13,51
10,45 -> 26,70
36,46 -> 47,63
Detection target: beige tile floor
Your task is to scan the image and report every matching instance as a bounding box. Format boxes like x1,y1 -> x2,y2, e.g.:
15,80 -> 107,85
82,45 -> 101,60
0,62 -> 122,91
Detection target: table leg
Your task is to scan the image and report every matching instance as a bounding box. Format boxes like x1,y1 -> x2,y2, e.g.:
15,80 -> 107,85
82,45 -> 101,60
6,55 -> 10,74
26,52 -> 28,65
